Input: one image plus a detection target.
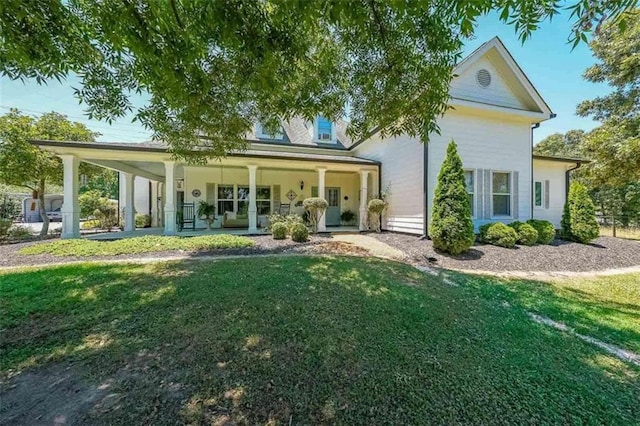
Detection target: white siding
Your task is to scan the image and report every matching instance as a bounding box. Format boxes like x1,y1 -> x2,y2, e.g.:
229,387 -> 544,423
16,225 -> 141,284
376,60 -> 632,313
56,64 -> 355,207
428,110 -> 533,230
353,134 -> 424,234
532,159 -> 568,228
450,57 -> 526,110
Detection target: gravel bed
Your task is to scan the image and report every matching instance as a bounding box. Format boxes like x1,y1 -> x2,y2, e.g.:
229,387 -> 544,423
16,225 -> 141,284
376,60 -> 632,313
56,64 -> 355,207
369,233 -> 640,273
0,235 -> 360,269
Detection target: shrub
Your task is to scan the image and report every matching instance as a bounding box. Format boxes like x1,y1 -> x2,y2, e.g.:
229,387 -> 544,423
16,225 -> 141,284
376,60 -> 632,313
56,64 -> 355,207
512,223 -> 538,246
7,225 -> 32,240
267,213 -> 303,233
303,198 -> 328,233
483,222 -> 518,248
478,223 -> 492,242
0,218 -> 12,237
135,213 -> 151,228
429,141 -> 475,254
367,199 -> 387,232
290,222 -> 309,242
271,222 -> 287,240
340,210 -> 356,225
81,219 -> 101,229
197,201 -> 216,230
561,182 -> 600,244
94,204 -> 118,231
79,190 -> 105,218
526,219 -> 556,244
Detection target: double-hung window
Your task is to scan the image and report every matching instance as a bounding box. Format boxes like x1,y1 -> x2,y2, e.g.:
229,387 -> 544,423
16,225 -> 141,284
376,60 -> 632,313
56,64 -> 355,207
237,186 -> 250,216
217,185 -> 234,214
316,117 -> 332,141
256,186 -> 271,215
492,172 -> 511,216
464,170 -> 475,216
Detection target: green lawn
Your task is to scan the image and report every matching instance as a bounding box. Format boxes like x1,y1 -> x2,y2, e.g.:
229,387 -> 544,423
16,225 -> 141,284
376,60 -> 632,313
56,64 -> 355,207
1,257 -> 638,424
18,234 -> 254,256
454,271 -> 640,353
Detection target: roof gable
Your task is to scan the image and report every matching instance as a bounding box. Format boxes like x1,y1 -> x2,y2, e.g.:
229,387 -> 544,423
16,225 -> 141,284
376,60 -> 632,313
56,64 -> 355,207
450,37 -> 552,116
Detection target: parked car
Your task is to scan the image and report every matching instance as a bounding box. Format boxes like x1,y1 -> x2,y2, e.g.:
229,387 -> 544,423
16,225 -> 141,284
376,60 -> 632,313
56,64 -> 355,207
46,208 -> 62,222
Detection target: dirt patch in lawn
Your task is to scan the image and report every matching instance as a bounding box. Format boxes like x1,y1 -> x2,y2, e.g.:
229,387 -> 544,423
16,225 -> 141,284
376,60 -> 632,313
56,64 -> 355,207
370,233 -> 640,273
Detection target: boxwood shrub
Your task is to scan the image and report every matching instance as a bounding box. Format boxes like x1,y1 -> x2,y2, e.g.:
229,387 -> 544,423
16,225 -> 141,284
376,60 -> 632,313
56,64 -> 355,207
290,222 -> 309,242
526,219 -> 556,244
508,221 -> 538,246
483,222 -> 518,248
271,222 -> 287,240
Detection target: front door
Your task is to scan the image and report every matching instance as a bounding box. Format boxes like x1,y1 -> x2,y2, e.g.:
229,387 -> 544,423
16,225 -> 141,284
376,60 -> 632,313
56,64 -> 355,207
325,187 -> 340,226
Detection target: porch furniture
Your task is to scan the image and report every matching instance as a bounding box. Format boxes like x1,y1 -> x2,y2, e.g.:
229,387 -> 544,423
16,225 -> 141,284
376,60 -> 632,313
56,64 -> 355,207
177,202 -> 196,231
279,203 -> 290,215
222,211 -> 249,228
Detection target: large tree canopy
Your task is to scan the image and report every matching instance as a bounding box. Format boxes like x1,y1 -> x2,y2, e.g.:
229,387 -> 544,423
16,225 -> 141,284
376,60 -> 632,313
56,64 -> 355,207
0,109 -> 99,235
1,0 -> 636,161
577,9 -> 640,185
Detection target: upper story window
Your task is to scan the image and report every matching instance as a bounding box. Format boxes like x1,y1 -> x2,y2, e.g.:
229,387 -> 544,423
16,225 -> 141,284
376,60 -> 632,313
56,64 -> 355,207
315,116 -> 334,142
255,123 -> 283,140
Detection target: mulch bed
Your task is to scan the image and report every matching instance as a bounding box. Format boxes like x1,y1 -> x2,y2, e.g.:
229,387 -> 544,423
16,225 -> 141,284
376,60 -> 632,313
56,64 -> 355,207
0,235 -> 369,269
369,233 -> 640,273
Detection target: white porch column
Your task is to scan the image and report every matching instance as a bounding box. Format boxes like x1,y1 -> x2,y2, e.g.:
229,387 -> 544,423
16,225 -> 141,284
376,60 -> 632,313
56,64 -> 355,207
359,170 -> 370,231
164,161 -> 177,235
150,181 -> 159,227
247,165 -> 258,233
59,155 -> 80,239
122,172 -> 136,232
317,167 -> 327,232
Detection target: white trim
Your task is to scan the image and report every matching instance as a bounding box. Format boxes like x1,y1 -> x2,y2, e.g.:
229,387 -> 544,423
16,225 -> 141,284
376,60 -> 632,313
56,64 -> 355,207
490,170 -> 514,219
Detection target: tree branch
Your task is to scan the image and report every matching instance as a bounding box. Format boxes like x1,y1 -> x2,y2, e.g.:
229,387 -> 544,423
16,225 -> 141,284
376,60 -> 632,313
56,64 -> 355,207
171,0 -> 184,29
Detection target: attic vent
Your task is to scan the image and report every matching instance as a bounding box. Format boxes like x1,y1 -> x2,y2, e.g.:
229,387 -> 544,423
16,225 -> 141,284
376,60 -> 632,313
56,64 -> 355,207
476,69 -> 492,88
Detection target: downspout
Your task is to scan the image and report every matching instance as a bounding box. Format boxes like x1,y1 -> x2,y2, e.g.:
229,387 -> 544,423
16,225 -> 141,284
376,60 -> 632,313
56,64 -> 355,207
530,122 -> 540,219
378,163 -> 383,231
565,162 -> 581,200
421,140 -> 429,239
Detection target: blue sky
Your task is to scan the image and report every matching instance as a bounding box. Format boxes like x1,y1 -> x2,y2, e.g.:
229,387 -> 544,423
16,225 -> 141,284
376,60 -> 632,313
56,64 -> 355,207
0,11 -> 608,145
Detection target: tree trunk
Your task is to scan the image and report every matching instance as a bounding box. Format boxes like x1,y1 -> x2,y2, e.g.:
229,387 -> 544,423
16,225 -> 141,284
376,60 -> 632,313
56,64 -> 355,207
38,179 -> 49,237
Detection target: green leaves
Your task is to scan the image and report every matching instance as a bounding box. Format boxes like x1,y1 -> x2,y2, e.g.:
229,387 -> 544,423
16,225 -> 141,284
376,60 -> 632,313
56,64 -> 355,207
1,1 -> 636,161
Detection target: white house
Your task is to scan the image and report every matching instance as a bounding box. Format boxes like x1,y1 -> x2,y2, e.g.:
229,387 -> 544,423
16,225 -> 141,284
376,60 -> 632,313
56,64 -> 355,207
33,37 -> 585,239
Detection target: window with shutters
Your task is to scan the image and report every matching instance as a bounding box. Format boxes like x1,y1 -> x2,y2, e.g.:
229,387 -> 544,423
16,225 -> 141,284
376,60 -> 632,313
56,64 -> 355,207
534,181 -> 543,208
492,172 -> 511,217
464,170 -> 475,217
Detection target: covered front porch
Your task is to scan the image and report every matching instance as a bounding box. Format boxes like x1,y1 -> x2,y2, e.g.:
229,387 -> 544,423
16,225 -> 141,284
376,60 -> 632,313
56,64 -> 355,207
36,140 -> 380,239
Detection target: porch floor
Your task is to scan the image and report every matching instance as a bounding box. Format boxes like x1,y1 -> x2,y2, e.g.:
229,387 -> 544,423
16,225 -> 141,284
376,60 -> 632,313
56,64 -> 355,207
85,226 -> 360,240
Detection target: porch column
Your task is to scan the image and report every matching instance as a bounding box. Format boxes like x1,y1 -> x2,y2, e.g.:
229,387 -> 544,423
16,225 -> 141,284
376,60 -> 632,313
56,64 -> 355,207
59,155 -> 80,239
150,181 -> 159,227
247,165 -> 258,233
359,170 -> 369,231
317,167 -> 327,232
164,161 -> 177,235
122,172 -> 136,232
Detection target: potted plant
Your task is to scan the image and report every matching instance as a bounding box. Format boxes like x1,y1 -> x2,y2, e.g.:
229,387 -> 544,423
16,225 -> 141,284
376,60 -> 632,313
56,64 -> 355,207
197,201 -> 216,230
340,210 -> 356,225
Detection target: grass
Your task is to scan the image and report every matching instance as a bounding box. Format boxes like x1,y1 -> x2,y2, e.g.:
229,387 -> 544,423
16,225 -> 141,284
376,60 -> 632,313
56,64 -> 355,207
600,225 -> 640,240
452,272 -> 640,353
1,257 -> 638,424
18,234 -> 254,256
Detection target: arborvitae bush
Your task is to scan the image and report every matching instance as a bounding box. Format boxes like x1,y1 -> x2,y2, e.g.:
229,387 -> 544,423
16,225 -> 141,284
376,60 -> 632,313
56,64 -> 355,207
429,141 -> 475,255
561,182 -> 600,243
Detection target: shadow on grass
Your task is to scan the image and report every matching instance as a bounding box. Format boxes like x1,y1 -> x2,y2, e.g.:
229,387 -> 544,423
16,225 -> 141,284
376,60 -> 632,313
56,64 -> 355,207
1,256 -> 639,425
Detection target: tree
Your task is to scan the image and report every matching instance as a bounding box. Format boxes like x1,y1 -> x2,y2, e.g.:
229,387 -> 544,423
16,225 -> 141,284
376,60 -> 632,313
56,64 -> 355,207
561,182 -> 600,243
0,1 -> 635,161
0,109 -> 98,235
577,10 -> 640,185
430,141 -> 475,255
533,130 -> 585,158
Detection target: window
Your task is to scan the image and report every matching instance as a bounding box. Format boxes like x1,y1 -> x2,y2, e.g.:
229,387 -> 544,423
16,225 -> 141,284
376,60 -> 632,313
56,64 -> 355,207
492,172 -> 511,216
464,170 -> 475,216
256,123 -> 283,139
256,186 -> 271,215
316,117 -> 332,141
217,185 -> 234,214
237,186 -> 250,217
534,181 -> 543,207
